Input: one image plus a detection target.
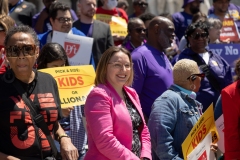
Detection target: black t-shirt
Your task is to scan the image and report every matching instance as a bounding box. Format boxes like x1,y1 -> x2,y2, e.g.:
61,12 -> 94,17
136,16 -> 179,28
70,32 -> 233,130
0,70 -> 61,158
9,1 -> 36,26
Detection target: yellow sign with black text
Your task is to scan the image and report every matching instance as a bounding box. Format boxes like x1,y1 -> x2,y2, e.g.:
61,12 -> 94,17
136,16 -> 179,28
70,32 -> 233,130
182,104 -> 219,160
39,65 -> 95,108
94,14 -> 127,37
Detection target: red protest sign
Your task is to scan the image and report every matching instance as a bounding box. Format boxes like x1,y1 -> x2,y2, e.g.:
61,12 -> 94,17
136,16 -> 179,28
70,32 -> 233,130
220,18 -> 240,42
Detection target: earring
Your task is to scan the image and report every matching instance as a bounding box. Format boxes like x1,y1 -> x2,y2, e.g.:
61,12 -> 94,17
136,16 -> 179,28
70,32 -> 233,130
33,61 -> 38,69
190,84 -> 196,91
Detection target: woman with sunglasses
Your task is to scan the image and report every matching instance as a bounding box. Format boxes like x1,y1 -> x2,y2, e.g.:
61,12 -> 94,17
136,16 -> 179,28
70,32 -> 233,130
0,25 -> 78,160
122,18 -> 146,52
148,59 -> 218,159
177,20 -> 232,112
84,46 -> 151,160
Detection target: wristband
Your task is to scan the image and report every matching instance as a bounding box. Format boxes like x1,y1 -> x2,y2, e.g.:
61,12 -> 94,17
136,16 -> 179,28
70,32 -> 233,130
58,133 -> 70,142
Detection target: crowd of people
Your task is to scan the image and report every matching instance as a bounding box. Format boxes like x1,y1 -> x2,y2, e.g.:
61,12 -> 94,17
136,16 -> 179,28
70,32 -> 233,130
0,0 -> 240,159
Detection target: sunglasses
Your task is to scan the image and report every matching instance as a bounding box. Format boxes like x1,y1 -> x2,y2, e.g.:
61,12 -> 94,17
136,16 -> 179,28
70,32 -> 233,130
137,2 -> 148,7
56,17 -> 72,23
134,28 -> 147,34
6,44 -> 36,57
187,73 -> 205,81
191,32 -> 208,40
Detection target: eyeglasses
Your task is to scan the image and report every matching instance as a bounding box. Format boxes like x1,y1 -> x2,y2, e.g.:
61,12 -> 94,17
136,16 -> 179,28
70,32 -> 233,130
56,17 -> 72,23
187,73 -> 205,81
191,32 -> 208,40
6,44 -> 36,57
134,28 -> 147,34
108,61 -> 133,69
136,2 -> 148,7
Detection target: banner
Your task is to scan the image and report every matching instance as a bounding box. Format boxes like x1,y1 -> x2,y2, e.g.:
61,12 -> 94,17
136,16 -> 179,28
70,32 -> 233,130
52,31 -> 93,66
39,65 -> 95,108
187,133 -> 215,160
220,18 -> 240,42
94,14 -> 127,37
182,104 -> 219,160
208,43 -> 240,75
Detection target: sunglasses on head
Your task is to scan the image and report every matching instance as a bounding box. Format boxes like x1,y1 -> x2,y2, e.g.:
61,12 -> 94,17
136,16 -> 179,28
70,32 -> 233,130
187,73 -> 205,81
136,2 -> 148,7
134,28 -> 147,34
191,32 -> 208,40
6,44 -> 36,57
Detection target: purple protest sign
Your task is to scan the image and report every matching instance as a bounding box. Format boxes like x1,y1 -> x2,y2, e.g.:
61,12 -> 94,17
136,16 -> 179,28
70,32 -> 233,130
208,44 -> 240,75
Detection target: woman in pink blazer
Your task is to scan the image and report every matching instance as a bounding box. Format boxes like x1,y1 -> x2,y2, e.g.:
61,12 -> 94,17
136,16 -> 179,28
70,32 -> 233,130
84,46 -> 151,160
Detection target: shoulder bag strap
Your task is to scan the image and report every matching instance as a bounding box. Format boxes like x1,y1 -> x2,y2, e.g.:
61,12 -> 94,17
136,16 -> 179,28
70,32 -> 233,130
12,79 -> 61,159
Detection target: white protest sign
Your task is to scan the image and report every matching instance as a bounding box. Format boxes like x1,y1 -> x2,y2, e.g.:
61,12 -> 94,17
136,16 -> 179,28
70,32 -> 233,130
52,31 -> 93,66
215,114 -> 225,153
187,133 -> 215,160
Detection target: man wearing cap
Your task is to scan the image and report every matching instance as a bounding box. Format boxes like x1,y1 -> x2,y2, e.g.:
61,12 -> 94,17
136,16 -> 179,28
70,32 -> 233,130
208,0 -> 240,36
172,0 -> 203,40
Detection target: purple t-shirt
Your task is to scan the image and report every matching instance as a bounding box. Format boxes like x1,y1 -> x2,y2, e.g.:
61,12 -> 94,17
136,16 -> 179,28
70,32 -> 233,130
131,44 -> 173,117
172,12 -> 193,40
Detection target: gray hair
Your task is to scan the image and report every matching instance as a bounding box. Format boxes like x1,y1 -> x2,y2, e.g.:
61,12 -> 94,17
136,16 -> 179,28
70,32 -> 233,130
207,18 -> 222,29
173,59 -> 199,86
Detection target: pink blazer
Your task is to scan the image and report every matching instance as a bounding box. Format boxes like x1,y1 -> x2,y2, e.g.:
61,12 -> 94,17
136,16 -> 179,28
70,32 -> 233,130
84,82 -> 152,160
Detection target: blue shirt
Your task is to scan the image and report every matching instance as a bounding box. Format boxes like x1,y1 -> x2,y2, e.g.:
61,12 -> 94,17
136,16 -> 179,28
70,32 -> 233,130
172,12 -> 193,40
131,44 -> 173,117
79,22 -> 92,36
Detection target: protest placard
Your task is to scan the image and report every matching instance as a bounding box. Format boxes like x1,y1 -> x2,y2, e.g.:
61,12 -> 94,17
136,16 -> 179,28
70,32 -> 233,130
187,133 -> 215,160
52,31 -> 93,66
39,65 -> 95,108
208,44 -> 240,75
94,14 -> 127,37
220,18 -> 240,42
182,104 -> 219,160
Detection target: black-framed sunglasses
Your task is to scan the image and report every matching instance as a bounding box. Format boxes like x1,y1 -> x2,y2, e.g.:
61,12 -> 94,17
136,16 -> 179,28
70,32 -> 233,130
187,73 -> 205,81
136,2 -> 148,7
134,28 -> 147,34
56,17 -> 72,23
191,32 -> 208,40
6,44 -> 36,57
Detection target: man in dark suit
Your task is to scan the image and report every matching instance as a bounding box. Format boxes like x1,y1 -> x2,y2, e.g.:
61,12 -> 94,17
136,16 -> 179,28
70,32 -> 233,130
73,0 -> 114,67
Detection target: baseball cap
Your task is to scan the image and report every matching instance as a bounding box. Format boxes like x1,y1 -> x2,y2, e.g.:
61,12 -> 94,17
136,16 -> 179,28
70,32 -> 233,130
182,0 -> 204,8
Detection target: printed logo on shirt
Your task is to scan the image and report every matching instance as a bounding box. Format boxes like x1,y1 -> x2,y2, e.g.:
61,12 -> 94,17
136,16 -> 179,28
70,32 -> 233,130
22,4 -> 27,9
211,60 -> 218,67
14,7 -> 22,12
9,93 -> 58,151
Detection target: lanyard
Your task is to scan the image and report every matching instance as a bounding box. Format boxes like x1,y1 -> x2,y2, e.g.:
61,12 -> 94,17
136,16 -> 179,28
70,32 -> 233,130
9,0 -> 23,14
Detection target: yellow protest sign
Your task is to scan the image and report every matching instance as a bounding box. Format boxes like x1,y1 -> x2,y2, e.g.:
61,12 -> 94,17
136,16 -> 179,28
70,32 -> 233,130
94,14 -> 127,37
182,104 -> 219,160
39,65 -> 95,108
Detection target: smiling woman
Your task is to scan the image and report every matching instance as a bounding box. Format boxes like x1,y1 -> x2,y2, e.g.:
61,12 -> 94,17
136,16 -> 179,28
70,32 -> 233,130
0,25 -> 79,160
84,46 -> 152,160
